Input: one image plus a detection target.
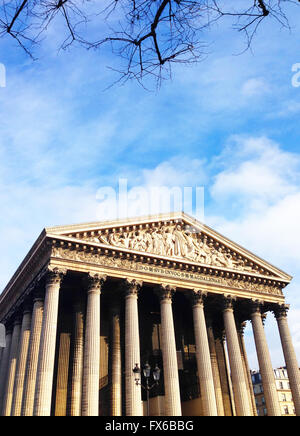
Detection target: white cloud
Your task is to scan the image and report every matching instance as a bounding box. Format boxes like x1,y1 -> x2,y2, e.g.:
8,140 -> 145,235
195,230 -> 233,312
208,136 -> 300,266
268,100 -> 300,118
210,136 -> 300,208
241,78 -> 270,97
142,156 -> 207,187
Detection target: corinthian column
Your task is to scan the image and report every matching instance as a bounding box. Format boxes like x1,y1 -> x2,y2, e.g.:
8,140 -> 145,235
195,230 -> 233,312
0,327 -> 12,414
11,304 -> 32,416
237,321 -> 257,416
191,291 -> 218,416
68,292 -> 84,416
124,279 -> 143,416
157,284 -> 181,416
251,301 -> 281,416
21,292 -> 44,416
109,300 -> 122,416
222,296 -> 251,416
2,316 -> 21,416
33,268 -> 66,416
274,304 -> 300,416
214,333 -> 234,416
81,273 -> 106,416
206,320 -> 225,416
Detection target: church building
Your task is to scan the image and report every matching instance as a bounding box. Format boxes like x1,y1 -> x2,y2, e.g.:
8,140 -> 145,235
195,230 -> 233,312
0,212 -> 299,416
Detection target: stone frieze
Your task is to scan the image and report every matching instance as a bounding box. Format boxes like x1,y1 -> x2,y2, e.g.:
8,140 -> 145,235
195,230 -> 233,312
51,246 -> 283,297
78,223 -> 267,275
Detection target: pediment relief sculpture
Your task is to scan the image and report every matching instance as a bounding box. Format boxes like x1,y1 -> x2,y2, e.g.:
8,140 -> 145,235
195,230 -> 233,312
80,223 -> 263,275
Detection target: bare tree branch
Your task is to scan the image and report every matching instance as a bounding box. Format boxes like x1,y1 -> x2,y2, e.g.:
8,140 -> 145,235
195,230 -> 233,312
0,0 -> 299,86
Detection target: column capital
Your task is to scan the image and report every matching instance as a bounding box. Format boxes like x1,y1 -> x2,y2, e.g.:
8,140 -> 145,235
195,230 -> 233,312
5,325 -> 13,335
45,266 -> 67,286
273,303 -> 290,319
85,272 -> 107,293
214,326 -> 226,342
190,289 -> 207,307
222,295 -> 236,311
12,315 -> 22,326
124,278 -> 143,296
21,301 -> 32,315
32,288 -> 45,303
156,283 -> 176,301
236,321 -> 247,336
250,299 -> 264,315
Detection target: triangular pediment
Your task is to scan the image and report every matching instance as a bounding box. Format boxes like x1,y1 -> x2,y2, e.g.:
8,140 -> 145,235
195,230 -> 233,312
45,212 -> 292,282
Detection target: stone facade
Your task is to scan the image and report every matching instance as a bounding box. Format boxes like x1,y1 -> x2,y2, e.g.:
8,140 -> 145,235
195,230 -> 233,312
0,212 -> 299,416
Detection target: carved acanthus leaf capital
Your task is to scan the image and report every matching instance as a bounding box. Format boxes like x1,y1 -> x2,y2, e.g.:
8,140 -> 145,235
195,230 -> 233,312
273,303 -> 290,320
85,272 -> 107,293
45,266 -> 67,286
156,284 -> 176,301
261,313 -> 267,326
236,321 -> 247,336
250,299 -> 264,315
124,278 -> 143,296
33,288 -> 45,303
222,294 -> 236,311
191,289 -> 207,307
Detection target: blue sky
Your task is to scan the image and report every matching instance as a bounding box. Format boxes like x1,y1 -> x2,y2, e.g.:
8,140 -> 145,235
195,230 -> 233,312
0,2 -> 300,369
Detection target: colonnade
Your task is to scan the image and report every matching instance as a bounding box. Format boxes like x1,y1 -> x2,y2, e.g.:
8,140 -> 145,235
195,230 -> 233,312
0,268 -> 299,416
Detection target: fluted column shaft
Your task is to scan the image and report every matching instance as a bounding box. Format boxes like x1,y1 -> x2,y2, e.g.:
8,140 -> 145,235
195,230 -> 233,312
251,303 -> 281,416
237,322 -> 257,416
11,306 -> 32,416
223,297 -> 251,416
33,268 -> 65,416
192,291 -> 218,416
110,302 -> 122,416
215,336 -> 234,416
81,273 -> 106,416
21,295 -> 44,416
125,280 -> 143,416
158,285 -> 181,416
68,296 -> 84,416
274,305 -> 300,416
0,328 -> 12,414
207,322 -> 225,416
2,317 -> 21,416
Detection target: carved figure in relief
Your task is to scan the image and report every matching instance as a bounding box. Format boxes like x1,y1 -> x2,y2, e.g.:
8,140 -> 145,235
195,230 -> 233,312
200,237 -> 212,264
173,225 -> 188,257
121,231 -> 131,248
79,223 -> 260,274
144,229 -> 154,253
183,231 -> 199,260
211,248 -> 222,267
133,231 -> 147,251
98,233 -> 109,245
164,228 -> 175,256
223,252 -> 235,269
152,228 -> 164,255
215,248 -> 230,268
108,229 -> 123,247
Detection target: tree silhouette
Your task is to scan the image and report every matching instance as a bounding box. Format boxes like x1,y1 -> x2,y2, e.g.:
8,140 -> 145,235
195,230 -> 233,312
0,0 -> 298,86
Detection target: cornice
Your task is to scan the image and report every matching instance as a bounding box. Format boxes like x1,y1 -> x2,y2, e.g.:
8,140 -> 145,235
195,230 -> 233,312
48,235 -> 288,292
46,232 -> 291,286
0,229 -> 47,303
45,212 -> 292,282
